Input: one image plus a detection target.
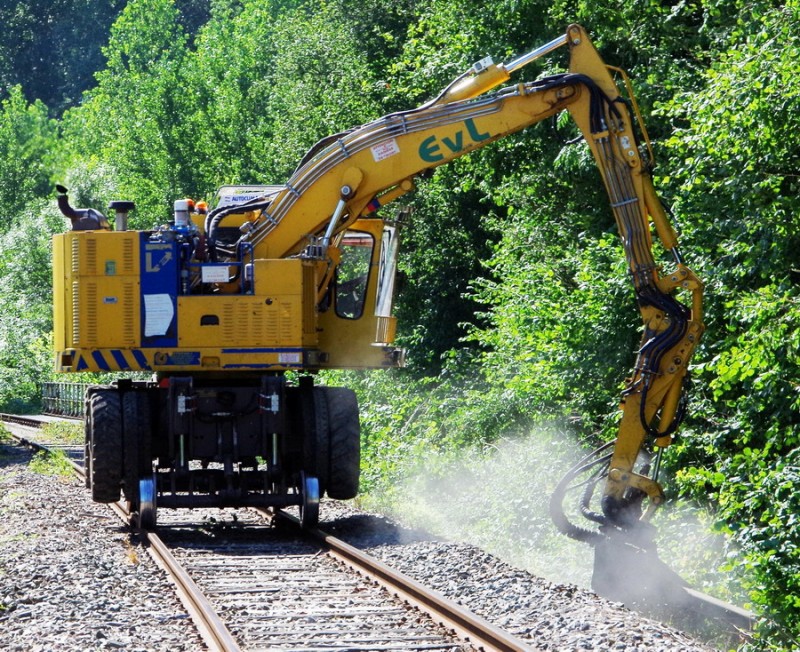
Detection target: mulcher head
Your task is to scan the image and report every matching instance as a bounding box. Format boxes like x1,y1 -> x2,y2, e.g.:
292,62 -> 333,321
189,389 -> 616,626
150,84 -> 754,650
548,440 -> 690,607
590,523 -> 689,607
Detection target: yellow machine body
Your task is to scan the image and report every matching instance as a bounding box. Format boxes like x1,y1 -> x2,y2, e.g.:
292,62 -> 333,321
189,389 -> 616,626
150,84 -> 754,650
53,217 -> 401,373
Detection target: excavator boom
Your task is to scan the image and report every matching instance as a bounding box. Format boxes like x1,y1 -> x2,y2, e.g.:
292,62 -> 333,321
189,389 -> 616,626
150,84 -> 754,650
227,24 -> 705,534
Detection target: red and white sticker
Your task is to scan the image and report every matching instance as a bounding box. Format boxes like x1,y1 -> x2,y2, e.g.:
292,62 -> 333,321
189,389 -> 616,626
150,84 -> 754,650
371,138 -> 400,162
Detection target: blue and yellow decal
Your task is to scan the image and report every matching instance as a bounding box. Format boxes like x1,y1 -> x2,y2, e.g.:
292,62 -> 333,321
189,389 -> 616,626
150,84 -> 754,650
74,349 -> 153,372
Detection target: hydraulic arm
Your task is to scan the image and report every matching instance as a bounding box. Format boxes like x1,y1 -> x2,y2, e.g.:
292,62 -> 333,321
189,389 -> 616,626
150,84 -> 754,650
222,24 -> 705,533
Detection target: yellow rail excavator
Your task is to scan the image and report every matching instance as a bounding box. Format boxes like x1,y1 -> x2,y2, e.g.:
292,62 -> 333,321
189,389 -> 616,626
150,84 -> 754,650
53,25 -> 704,602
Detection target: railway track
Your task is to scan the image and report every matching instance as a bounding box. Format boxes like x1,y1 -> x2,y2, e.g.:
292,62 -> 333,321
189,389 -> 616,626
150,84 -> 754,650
0,412 -> 84,466
1,413 -> 755,650
154,509 -> 492,651
1,413 -> 533,651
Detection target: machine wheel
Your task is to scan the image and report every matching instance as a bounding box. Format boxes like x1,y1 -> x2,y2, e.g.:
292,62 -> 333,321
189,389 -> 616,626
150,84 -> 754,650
295,383 -> 331,495
122,390 -> 152,503
312,388 -> 330,495
88,389 -> 123,503
324,388 -> 360,500
137,475 -> 157,530
83,388 -> 96,489
299,473 -> 320,530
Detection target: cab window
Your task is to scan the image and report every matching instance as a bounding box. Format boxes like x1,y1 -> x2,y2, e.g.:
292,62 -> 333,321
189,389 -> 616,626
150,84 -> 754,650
335,231 -> 373,319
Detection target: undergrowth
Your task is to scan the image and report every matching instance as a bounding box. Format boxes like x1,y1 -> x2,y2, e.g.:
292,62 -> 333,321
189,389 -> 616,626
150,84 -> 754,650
40,420 -> 83,445
28,449 -> 72,476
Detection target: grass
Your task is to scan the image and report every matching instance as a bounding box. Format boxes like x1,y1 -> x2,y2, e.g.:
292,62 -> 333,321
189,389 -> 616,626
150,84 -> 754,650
40,420 -> 83,445
28,449 -> 73,476
123,539 -> 140,565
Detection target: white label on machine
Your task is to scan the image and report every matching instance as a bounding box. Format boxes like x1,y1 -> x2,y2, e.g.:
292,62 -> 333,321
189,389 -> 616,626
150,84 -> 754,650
201,265 -> 230,283
215,184 -> 284,208
371,138 -> 400,162
279,352 -> 302,364
143,294 -> 175,337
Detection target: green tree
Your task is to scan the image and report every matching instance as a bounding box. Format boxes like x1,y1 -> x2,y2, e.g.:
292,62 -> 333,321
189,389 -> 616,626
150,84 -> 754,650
180,0 -> 382,190
656,2 -> 800,641
0,0 -> 210,114
0,0 -> 124,113
60,0 -> 191,224
62,0 -> 384,220
0,201 -> 63,411
6,1 -> 800,642
0,87 -> 57,221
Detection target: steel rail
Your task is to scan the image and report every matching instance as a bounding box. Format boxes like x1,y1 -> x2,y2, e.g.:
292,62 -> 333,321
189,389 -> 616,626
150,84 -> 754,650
107,502 -> 243,652
0,413 -> 49,429
274,506 -> 757,645
0,413 -> 85,476
270,509 -> 532,652
0,414 -> 241,652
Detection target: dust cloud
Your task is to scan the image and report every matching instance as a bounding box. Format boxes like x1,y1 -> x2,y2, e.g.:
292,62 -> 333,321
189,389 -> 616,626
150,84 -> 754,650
369,424 -> 734,597
376,425 -> 598,588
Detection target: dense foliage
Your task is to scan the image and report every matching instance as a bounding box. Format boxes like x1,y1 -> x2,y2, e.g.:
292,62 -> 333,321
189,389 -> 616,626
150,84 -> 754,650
1,1 -> 798,647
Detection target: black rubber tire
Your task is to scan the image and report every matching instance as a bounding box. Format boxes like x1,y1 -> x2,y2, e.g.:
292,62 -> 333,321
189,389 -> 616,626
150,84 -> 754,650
312,387 -> 330,496
83,388 -> 96,489
122,390 -> 152,504
88,389 -> 123,503
295,382 -> 332,495
323,387 -> 360,500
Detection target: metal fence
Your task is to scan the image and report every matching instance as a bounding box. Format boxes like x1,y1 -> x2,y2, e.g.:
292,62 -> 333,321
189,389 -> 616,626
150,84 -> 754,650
41,382 -> 90,418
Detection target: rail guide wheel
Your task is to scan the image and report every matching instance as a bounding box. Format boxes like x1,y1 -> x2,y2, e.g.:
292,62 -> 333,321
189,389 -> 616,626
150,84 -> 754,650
137,475 -> 157,530
300,472 -> 320,530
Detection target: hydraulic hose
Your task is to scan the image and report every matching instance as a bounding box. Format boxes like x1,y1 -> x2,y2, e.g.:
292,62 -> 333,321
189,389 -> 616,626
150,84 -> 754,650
549,441 -> 616,544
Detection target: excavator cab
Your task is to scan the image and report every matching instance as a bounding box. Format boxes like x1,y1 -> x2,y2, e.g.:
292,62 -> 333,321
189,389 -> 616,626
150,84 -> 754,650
318,219 -> 403,368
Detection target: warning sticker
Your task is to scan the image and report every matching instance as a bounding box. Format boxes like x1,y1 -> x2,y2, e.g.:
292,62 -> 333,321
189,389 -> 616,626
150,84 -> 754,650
371,139 -> 400,162
143,294 -> 175,337
201,265 -> 230,283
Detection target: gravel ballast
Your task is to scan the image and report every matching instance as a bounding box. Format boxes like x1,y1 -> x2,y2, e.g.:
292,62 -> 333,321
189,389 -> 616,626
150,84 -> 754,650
321,504 -> 719,652
0,442 -> 203,652
1,437 -> 719,651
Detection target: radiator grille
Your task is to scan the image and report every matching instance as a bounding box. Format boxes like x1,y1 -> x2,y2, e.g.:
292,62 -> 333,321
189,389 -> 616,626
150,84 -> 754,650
85,239 -> 97,275
71,238 -> 80,274
223,303 -> 235,341
122,238 -> 135,274
264,306 -> 278,342
123,281 -> 135,343
71,281 -> 80,346
85,282 -> 97,344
